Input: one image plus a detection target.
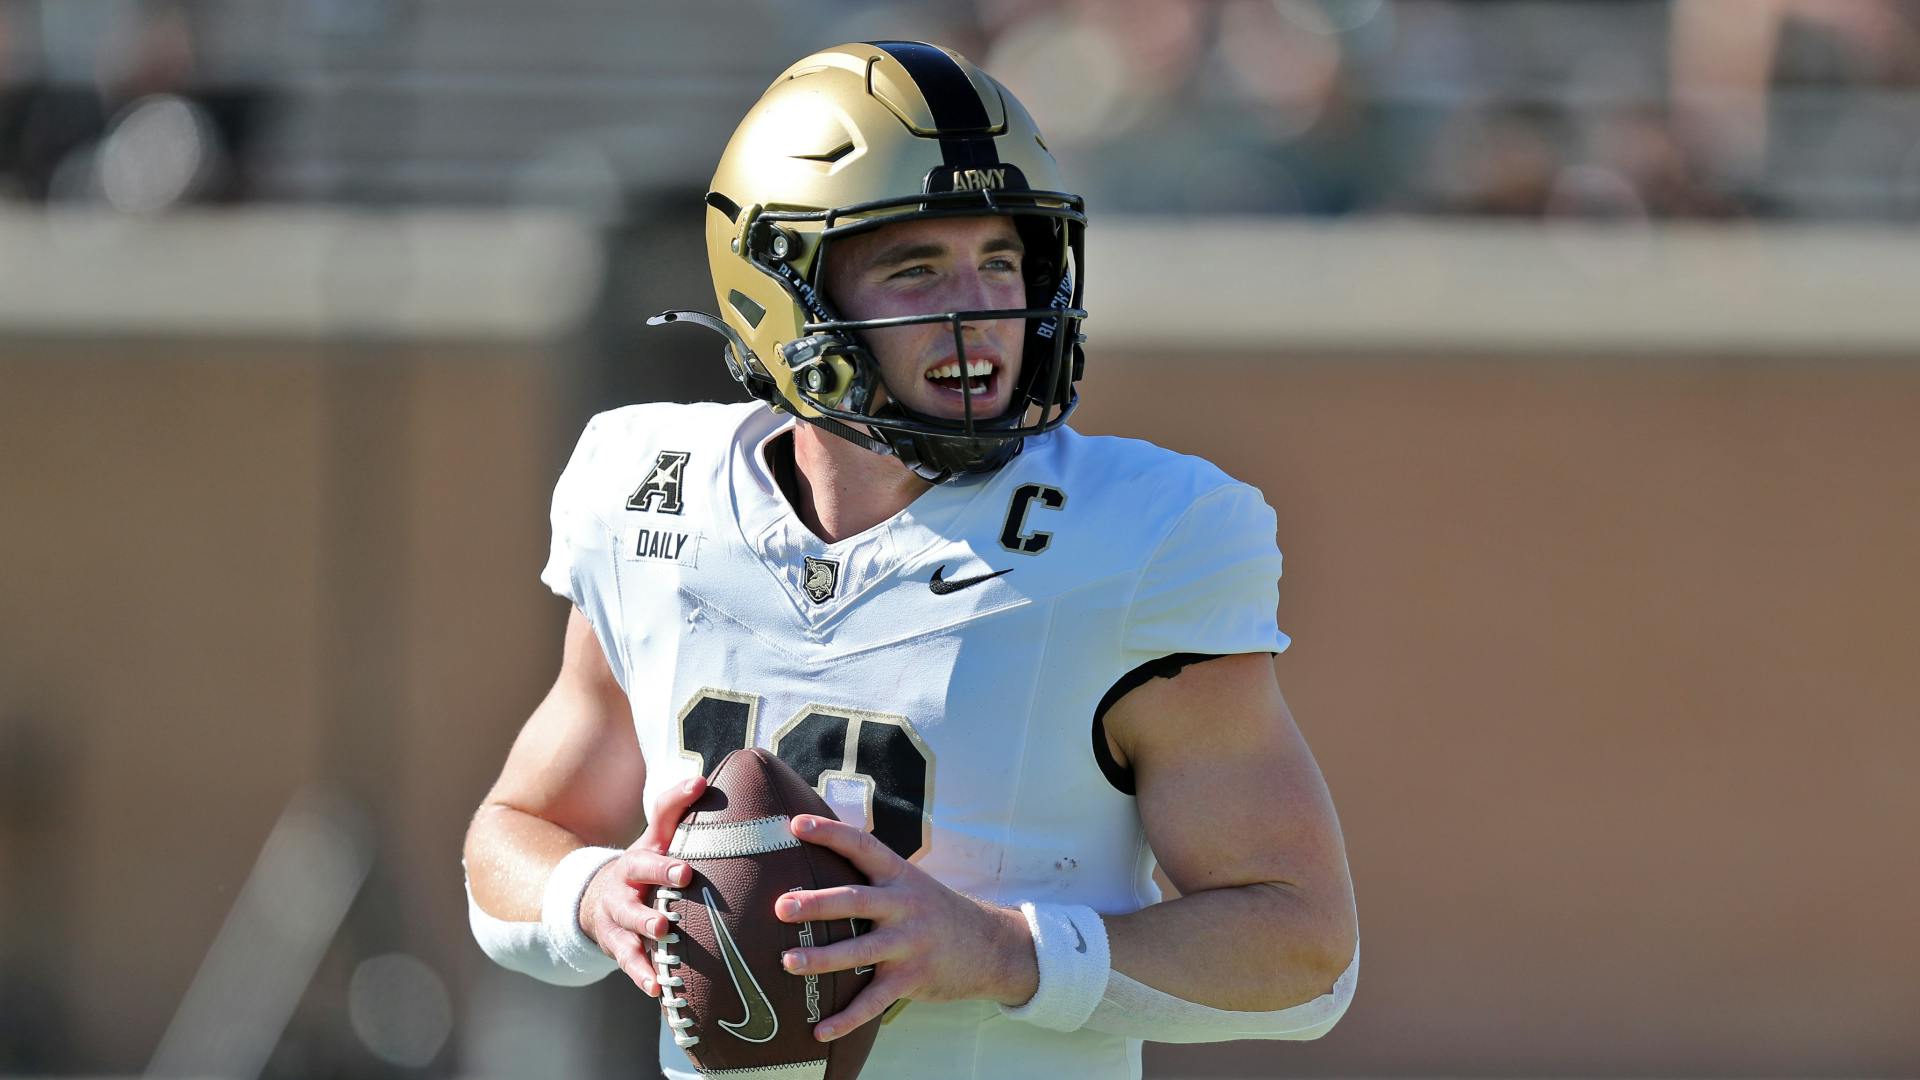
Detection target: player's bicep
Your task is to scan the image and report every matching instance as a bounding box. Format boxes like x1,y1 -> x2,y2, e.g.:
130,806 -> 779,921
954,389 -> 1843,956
480,606 -> 647,845
1115,654 -> 1350,909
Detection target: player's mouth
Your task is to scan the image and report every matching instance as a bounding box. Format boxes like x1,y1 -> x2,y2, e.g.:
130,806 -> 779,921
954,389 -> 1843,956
922,357 -> 1002,410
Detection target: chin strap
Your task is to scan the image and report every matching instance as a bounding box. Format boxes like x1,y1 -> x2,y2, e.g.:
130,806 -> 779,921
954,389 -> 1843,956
647,310 -> 780,403
806,411 -> 897,460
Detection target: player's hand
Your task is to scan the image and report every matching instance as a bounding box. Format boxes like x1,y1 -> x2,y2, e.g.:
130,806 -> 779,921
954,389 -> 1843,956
776,814 -> 1040,1041
580,775 -> 707,997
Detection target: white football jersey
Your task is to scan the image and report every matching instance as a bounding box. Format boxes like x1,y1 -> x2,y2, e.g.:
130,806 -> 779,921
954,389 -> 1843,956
542,401 -> 1288,1080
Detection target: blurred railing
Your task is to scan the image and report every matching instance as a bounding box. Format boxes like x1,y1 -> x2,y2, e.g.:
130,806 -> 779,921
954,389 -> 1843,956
7,204 -> 1918,357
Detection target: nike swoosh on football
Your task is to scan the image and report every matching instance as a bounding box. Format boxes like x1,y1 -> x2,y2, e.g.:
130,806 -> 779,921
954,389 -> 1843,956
703,886 -> 779,1043
928,564 -> 1013,595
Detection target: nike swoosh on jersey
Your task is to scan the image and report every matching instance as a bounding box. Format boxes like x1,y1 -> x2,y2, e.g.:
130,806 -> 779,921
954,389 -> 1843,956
704,887 -> 779,1043
928,564 -> 1014,595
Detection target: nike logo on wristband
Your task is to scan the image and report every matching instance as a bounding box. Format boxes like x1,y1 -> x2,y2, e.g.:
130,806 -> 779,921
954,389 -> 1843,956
928,564 -> 1013,595
1069,920 -> 1088,954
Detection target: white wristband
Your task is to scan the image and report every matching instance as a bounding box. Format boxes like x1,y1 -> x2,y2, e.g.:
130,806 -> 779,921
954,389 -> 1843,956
539,845 -> 624,977
997,902 -> 1110,1032
465,845 -> 623,987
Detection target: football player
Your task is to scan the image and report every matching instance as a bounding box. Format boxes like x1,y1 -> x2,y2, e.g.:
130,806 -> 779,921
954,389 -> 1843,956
465,41 -> 1357,1079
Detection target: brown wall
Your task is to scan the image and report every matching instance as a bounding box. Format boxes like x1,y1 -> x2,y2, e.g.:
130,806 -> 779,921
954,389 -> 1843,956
3,343 -> 1916,1076
0,341 -> 568,1071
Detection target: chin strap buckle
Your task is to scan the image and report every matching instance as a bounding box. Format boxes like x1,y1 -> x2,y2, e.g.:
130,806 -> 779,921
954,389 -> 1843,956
780,333 -> 874,410
780,335 -> 843,396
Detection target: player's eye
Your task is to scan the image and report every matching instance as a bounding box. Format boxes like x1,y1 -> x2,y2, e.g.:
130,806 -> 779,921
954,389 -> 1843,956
887,264 -> 933,280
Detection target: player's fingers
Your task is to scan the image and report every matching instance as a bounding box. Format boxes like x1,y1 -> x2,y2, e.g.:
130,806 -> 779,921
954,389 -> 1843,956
782,924 -> 896,977
604,926 -> 657,996
604,889 -> 681,941
635,775 -> 707,852
814,976 -> 909,1042
790,815 -> 901,882
614,848 -> 694,890
775,884 -> 892,924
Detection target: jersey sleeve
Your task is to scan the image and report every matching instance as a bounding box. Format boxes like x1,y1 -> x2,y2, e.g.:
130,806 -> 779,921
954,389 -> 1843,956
1123,482 -> 1290,659
539,415 -> 632,689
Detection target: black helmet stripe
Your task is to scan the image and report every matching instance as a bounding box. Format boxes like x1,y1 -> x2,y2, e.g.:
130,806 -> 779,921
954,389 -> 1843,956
868,40 -> 997,172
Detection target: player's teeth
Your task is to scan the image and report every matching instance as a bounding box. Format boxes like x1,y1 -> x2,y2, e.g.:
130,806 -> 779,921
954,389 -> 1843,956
927,360 -> 995,381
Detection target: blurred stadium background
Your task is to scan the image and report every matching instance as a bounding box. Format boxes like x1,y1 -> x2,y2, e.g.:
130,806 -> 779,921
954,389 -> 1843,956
3,1 -> 1918,1077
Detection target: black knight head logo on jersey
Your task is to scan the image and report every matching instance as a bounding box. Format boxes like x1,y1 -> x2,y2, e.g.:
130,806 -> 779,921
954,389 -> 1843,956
801,556 -> 839,605
628,451 -> 690,514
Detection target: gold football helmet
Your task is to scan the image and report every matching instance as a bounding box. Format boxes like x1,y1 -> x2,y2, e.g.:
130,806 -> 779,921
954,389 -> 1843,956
650,41 -> 1088,482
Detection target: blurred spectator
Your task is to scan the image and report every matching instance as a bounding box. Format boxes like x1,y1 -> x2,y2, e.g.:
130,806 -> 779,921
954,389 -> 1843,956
1584,106 -> 1737,218
984,0 -> 1378,214
0,0 -> 261,207
1672,0 -> 1920,216
1425,105 -> 1563,216
975,0 -> 1920,221
1673,0 -> 1920,182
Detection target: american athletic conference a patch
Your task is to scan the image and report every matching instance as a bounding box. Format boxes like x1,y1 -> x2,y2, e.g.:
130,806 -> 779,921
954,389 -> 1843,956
627,450 -> 690,514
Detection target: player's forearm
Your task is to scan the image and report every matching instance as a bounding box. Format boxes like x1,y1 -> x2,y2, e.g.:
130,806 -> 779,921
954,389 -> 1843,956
462,802 -> 600,921
1104,881 -> 1356,1012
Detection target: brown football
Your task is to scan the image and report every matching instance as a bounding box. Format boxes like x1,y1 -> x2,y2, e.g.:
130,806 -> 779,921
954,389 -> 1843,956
655,748 -> 880,1079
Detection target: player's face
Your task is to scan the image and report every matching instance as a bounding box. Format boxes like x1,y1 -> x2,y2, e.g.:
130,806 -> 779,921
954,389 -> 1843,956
821,215 -> 1027,421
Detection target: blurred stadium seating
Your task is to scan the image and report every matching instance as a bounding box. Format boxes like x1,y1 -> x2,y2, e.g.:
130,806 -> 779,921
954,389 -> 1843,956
4,0 -> 1919,217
